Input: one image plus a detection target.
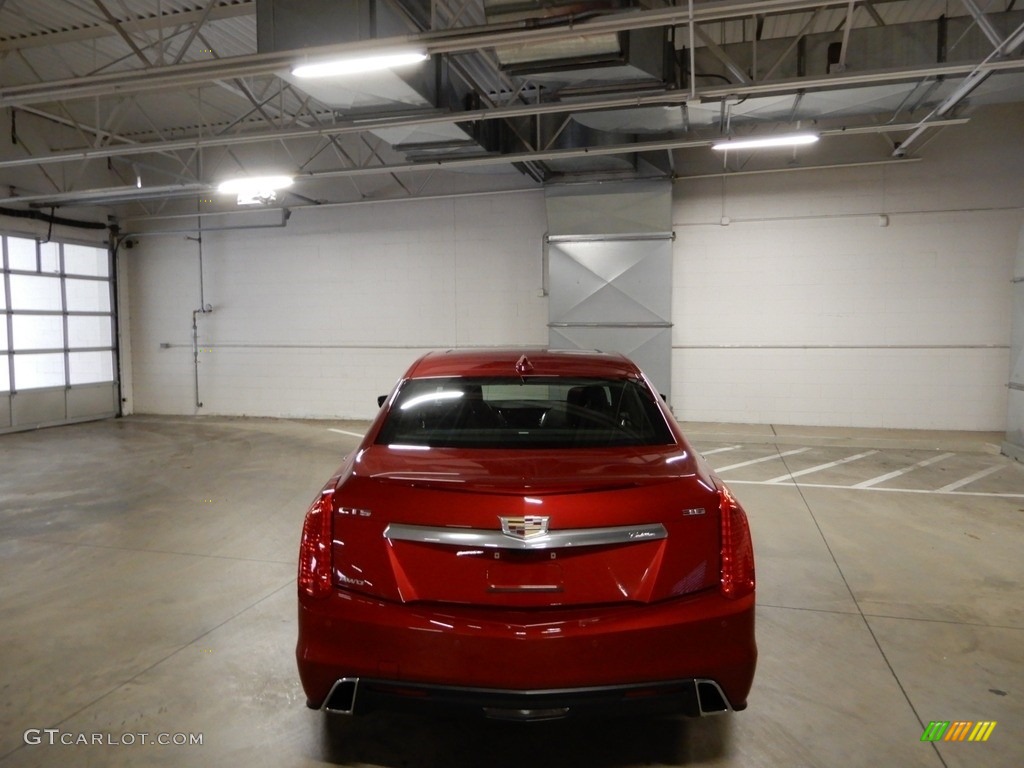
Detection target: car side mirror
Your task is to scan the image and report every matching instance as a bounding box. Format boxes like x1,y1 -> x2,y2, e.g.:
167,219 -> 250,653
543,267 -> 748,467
377,395 -> 388,408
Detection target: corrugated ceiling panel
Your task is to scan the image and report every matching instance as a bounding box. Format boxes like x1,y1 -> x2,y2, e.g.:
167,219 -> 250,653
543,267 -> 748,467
0,1 -> 249,40
697,0 -> 960,45
0,1 -> 256,79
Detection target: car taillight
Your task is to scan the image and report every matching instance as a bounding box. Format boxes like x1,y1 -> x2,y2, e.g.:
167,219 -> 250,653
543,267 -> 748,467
719,485 -> 755,599
298,488 -> 334,598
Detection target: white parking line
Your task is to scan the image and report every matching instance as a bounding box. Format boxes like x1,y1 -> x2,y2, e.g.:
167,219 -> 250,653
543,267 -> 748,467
327,428 -> 364,438
765,450 -> 879,484
702,445 -> 744,456
851,452 -> 956,489
936,464 -> 1005,493
715,447 -> 812,473
728,479 -> 1024,499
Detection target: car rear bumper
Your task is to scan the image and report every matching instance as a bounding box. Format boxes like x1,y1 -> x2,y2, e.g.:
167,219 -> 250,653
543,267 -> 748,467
319,677 -> 736,720
297,588 -> 756,716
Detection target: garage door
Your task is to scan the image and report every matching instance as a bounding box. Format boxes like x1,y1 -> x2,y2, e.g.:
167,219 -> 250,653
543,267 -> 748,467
1,234 -> 118,433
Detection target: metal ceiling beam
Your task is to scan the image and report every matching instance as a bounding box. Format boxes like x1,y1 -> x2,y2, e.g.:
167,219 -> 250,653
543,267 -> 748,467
695,26 -> 752,84
961,0 -> 1008,51
91,0 -> 153,67
0,117 -> 969,207
681,156 -> 922,180
0,0 -> 861,107
0,55 -> 1017,172
862,2 -> 885,27
3,183 -> 209,207
894,18 -> 1024,155
762,7 -> 825,81
16,104 -> 138,146
171,0 -> 219,66
834,0 -> 857,72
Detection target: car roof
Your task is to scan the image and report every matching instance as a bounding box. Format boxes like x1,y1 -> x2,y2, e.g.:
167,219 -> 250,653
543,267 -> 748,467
404,348 -> 642,379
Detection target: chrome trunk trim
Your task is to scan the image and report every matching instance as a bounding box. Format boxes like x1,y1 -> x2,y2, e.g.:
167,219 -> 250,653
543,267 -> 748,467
383,522 -> 667,551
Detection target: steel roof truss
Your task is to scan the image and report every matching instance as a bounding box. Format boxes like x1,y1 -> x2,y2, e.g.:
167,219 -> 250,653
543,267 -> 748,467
91,0 -> 153,67
171,0 -> 219,66
961,0 -> 1009,51
696,25 -> 753,84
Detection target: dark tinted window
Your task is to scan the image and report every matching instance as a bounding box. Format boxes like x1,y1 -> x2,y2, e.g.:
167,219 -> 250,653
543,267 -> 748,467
376,376 -> 674,448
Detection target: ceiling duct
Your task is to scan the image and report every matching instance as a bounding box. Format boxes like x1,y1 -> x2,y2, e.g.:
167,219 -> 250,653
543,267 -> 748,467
257,0 -> 514,163
482,0 -> 674,179
484,0 -> 672,88
258,0 -> 438,112
257,0 -> 676,181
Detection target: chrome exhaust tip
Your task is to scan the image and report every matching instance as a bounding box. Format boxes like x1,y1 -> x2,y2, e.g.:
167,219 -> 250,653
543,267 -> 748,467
323,678 -> 359,715
694,679 -> 732,716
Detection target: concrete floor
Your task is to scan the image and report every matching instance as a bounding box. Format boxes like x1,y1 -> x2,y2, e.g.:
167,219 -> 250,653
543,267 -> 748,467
0,415 -> 1021,767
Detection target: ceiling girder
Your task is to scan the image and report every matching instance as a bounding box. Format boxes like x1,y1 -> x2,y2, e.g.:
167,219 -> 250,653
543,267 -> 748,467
1,0 -> 1023,212
91,0 -> 154,67
835,0 -> 857,72
961,0 -> 1008,51
695,26 -> 753,84
0,0 -> 863,108
0,117 -> 970,207
862,2 -> 885,27
894,17 -> 1024,154
2,52 -> 1020,173
172,0 -> 220,66
762,7 -> 824,81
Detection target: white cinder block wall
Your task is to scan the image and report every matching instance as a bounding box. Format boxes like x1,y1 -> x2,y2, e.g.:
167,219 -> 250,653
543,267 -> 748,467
125,192 -> 548,419
673,103 -> 1024,431
124,104 -> 1023,430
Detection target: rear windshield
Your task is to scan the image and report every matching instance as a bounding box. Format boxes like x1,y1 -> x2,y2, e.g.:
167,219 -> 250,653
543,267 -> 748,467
375,376 -> 675,448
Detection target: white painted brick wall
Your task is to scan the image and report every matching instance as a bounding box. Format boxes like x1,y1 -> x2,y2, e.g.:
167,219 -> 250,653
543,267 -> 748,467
125,105 -> 1023,431
672,104 -> 1024,430
127,192 -> 548,419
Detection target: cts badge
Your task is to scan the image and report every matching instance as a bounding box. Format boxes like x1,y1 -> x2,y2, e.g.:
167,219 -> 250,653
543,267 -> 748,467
499,515 -> 550,540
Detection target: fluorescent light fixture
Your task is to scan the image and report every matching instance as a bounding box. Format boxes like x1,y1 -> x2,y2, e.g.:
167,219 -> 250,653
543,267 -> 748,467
712,133 -> 820,151
292,51 -> 428,79
216,175 -> 294,195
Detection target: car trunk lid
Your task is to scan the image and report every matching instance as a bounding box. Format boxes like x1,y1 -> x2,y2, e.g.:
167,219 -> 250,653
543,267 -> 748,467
331,446 -> 721,607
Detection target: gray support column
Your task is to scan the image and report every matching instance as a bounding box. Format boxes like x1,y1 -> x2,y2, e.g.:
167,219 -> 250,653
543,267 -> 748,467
1003,218 -> 1024,462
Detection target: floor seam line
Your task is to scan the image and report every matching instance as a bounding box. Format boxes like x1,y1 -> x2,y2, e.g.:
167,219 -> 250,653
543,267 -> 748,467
859,612 -> 1024,631
758,603 -> 863,617
0,577 -> 297,764
4,536 -> 295,566
773,445 -> 949,768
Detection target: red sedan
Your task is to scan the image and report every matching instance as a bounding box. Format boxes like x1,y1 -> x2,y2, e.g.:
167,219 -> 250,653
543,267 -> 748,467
297,349 -> 756,721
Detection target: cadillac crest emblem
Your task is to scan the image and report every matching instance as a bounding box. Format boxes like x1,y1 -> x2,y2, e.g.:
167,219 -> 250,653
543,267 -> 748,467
499,515 -> 550,540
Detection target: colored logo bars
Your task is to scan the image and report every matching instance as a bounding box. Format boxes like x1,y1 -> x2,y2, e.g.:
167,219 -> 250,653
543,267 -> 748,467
921,721 -> 997,742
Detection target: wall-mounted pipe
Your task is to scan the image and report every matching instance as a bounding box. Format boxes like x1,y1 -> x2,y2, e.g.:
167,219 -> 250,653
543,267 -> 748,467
188,220 -> 214,410
0,204 -> 108,230
119,207 -> 291,238
191,305 -> 211,410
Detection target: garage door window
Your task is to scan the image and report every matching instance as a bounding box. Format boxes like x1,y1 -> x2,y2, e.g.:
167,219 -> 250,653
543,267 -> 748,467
2,235 -> 115,395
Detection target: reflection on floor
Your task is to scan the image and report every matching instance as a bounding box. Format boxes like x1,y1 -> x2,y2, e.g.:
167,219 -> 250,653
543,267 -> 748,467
0,416 -> 1020,767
